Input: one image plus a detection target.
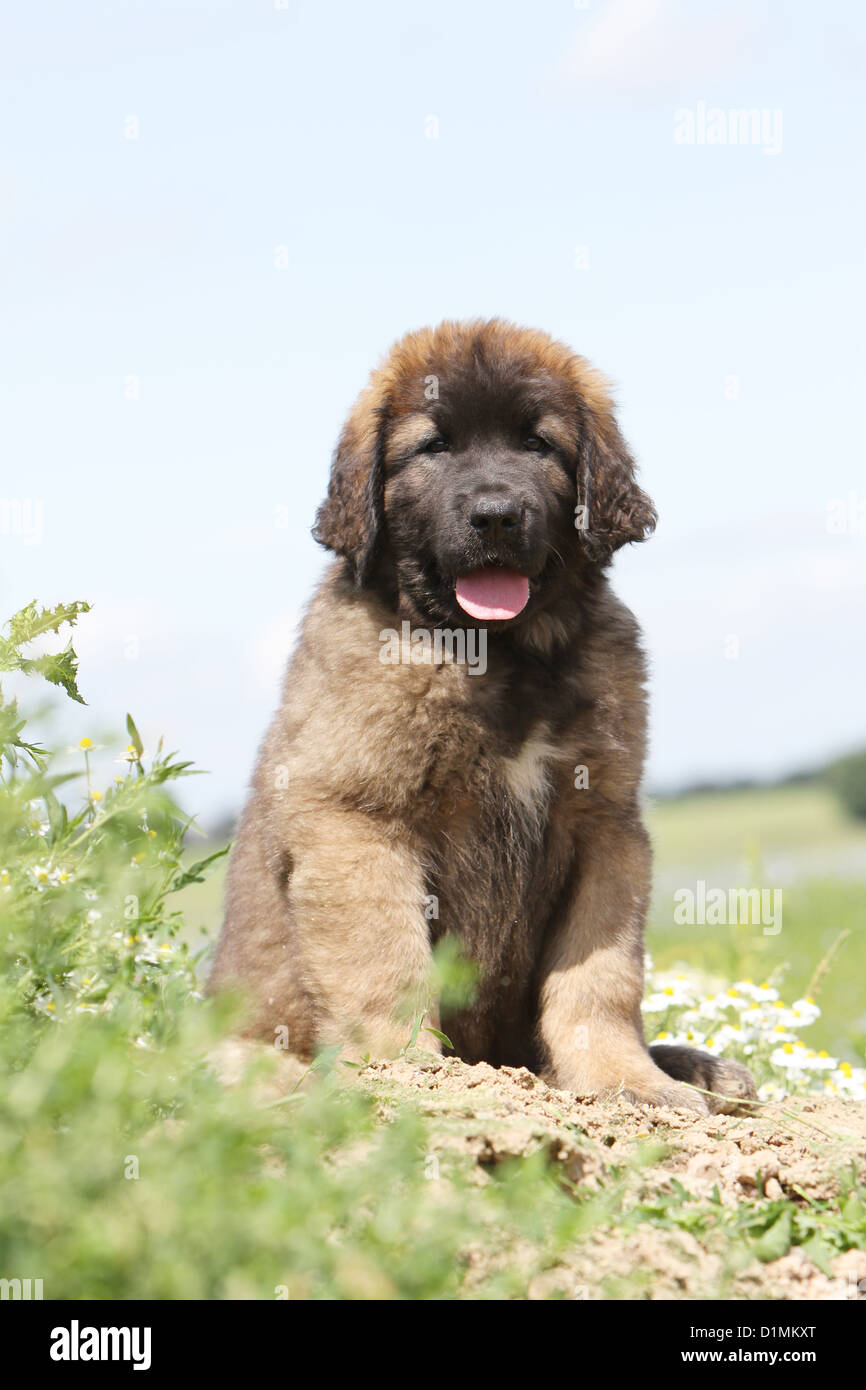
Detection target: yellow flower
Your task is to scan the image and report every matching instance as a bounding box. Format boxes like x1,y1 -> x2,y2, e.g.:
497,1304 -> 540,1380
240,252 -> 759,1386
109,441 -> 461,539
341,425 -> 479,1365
663,986 -> 674,996
726,988 -> 738,997
783,1043 -> 794,1054
818,1050 -> 829,1058
79,737 -> 93,751
840,1062 -> 853,1077
90,790 -> 103,803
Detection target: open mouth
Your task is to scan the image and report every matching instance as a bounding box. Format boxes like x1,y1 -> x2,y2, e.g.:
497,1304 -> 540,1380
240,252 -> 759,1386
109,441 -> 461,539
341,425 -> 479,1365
454,568 -> 530,621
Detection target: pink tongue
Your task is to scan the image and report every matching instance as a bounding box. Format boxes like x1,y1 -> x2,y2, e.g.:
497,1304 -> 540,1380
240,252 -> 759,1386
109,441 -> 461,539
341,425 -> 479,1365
455,569 -> 530,620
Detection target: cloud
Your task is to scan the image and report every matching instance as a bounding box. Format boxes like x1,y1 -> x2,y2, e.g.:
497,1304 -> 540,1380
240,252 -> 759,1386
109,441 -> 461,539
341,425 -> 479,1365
555,0 -> 762,98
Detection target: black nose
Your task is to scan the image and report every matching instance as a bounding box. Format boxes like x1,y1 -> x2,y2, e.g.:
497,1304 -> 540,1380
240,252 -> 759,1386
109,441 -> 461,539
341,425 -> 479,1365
468,495 -> 523,540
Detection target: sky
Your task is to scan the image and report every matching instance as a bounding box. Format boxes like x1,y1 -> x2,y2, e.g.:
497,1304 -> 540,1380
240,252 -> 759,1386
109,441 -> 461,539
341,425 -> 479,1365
1,0 -> 864,829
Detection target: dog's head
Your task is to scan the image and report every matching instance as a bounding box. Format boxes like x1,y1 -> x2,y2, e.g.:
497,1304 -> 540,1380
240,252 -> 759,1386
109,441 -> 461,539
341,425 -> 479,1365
313,319 -> 656,629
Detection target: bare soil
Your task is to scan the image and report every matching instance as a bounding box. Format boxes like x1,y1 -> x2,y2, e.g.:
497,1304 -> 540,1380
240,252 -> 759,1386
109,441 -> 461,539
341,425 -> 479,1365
358,1051 -> 866,1300
212,1039 -> 866,1300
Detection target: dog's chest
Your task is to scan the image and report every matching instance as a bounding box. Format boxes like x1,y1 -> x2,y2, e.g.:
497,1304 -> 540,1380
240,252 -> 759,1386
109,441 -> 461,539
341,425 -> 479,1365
424,718 -> 572,965
497,726 -> 558,818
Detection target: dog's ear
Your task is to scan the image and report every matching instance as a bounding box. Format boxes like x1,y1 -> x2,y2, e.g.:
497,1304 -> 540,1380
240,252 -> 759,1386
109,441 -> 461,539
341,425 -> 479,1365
312,390 -> 387,586
574,401 -> 657,564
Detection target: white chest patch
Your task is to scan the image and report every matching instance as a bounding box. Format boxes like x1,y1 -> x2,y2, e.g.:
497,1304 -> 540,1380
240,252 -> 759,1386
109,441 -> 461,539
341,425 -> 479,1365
500,726 -> 558,817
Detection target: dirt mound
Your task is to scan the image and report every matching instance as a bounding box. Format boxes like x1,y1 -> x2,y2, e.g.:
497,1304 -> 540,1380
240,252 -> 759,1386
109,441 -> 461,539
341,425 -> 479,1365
358,1051 -> 866,1300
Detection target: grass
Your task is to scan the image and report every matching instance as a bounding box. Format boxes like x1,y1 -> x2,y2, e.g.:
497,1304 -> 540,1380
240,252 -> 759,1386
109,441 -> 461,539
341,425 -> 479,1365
646,787 -> 866,1063
0,600 -> 864,1300
648,782 -> 866,867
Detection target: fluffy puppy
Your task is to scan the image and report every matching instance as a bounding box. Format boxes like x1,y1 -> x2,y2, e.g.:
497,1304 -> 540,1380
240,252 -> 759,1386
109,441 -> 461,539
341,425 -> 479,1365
208,318 -> 756,1115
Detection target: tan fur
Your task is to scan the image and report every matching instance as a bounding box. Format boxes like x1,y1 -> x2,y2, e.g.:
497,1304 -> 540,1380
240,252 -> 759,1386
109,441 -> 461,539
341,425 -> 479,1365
208,320 -> 755,1115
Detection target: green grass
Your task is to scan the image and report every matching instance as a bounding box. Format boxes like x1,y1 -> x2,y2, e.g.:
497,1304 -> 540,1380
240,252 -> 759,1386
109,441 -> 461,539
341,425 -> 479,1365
648,782 -> 866,868
1,600 -> 864,1301
646,787 -> 866,1063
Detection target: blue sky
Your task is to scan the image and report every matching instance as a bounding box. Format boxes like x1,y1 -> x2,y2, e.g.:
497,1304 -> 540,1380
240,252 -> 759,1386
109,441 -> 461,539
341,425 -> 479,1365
2,0 -> 864,827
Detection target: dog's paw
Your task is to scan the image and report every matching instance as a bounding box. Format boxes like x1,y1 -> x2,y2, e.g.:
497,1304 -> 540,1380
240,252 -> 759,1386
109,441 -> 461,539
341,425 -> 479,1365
548,1055 -> 714,1115
650,1043 -> 758,1115
616,1072 -> 710,1115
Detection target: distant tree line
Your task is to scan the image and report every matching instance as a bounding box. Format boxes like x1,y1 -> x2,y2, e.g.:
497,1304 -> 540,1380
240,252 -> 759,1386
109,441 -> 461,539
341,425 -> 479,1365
653,748 -> 866,821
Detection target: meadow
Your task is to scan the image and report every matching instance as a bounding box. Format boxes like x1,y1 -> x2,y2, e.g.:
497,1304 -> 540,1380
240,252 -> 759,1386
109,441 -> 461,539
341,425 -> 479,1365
0,602 -> 864,1300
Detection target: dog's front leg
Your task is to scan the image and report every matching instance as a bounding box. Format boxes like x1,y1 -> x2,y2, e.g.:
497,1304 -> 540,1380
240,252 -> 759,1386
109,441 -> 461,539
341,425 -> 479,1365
290,810 -> 436,1061
537,814 -> 708,1112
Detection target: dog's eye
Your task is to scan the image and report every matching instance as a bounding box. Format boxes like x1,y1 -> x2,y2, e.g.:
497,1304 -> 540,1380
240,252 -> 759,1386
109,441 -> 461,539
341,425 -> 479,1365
522,434 -> 547,452
422,437 -> 449,455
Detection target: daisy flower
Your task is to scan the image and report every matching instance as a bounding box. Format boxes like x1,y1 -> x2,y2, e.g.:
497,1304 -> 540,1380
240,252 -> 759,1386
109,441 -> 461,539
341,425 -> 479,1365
734,979 -> 779,1003
116,743 -> 147,764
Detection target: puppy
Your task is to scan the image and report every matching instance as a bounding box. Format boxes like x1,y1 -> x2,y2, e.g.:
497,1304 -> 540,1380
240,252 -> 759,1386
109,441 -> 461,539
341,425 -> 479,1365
208,319 -> 756,1114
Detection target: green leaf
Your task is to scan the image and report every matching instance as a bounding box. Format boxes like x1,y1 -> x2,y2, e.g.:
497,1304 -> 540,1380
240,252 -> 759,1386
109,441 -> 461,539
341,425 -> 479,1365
423,1026 -> 454,1050
800,1235 -> 835,1277
168,845 -> 231,894
43,788 -> 68,843
22,646 -> 87,704
126,713 -> 144,759
753,1207 -> 792,1263
0,601 -> 91,704
3,599 -> 90,652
